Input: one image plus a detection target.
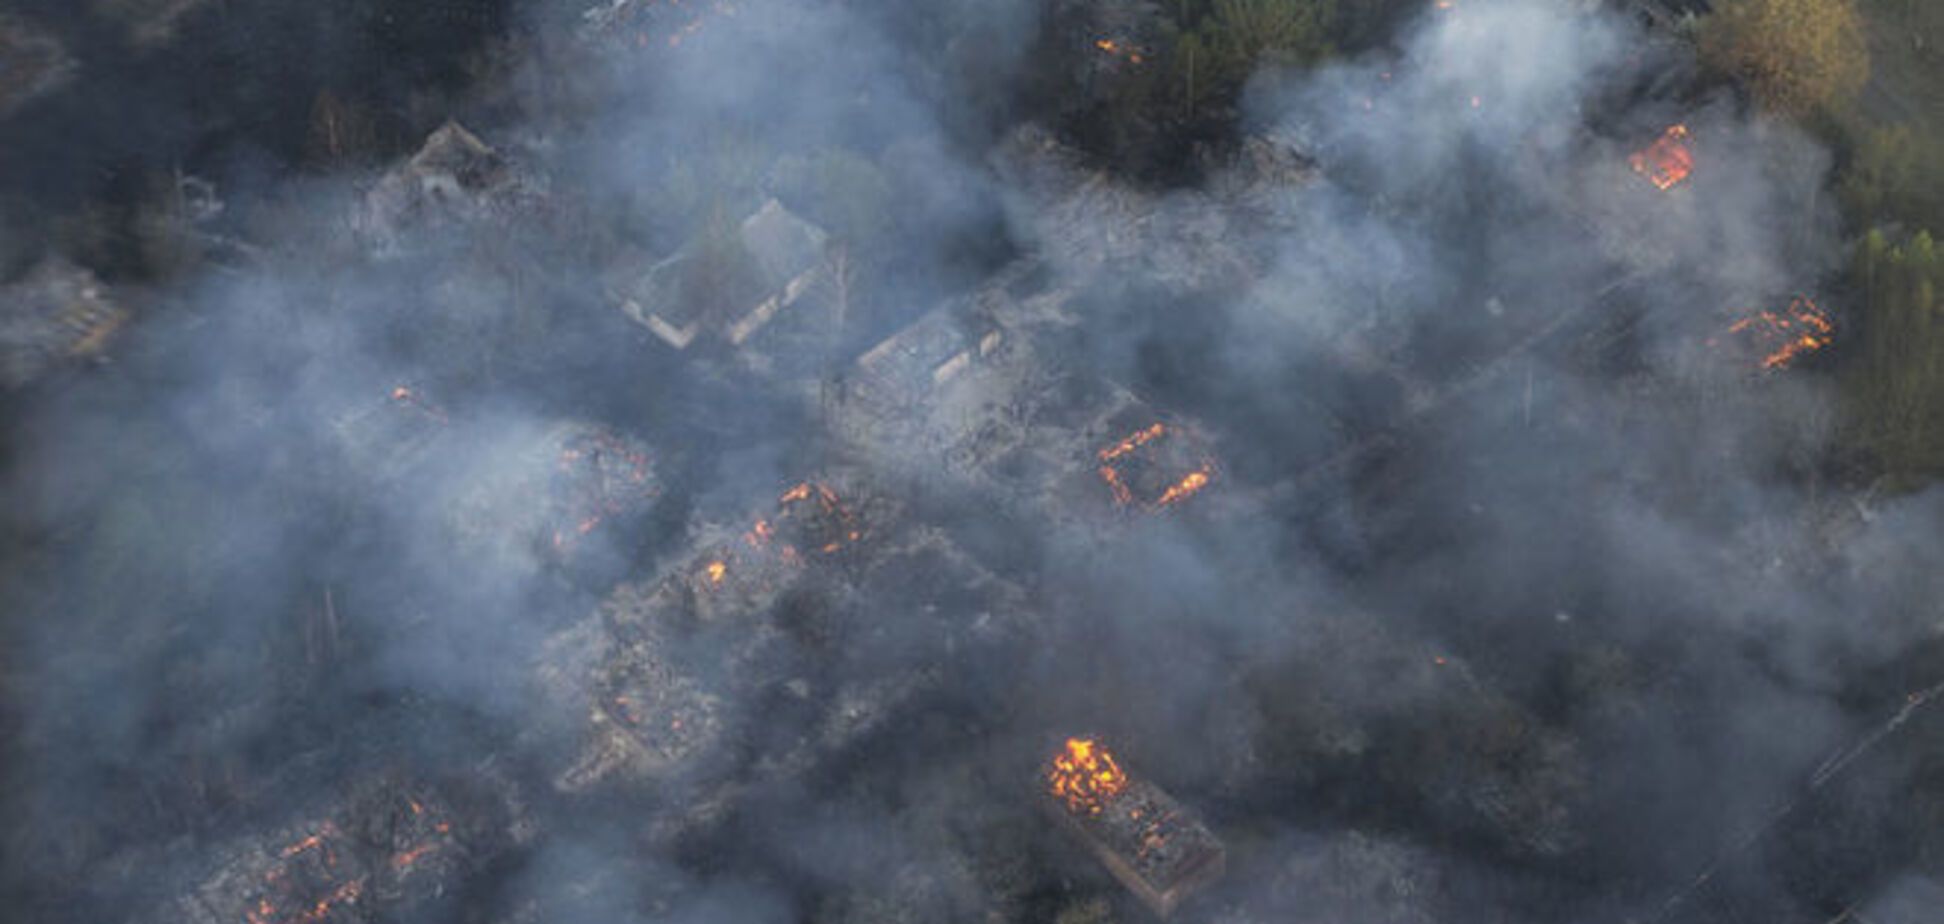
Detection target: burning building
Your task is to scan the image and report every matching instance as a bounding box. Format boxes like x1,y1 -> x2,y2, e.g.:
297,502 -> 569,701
547,473 -> 901,794
1710,295 -> 1834,371
1629,123 -> 1693,191
1094,416 -> 1217,512
1040,738 -> 1227,917
607,198 -> 830,353
540,469 -> 1035,856
165,769 -> 533,924
0,257 -> 128,390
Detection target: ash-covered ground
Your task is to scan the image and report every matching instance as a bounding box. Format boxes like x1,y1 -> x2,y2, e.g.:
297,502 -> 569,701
5,1 -> 1944,922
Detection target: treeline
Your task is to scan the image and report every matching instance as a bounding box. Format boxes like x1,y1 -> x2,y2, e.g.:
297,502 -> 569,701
1846,229 -> 1944,485
1043,0 -> 1425,177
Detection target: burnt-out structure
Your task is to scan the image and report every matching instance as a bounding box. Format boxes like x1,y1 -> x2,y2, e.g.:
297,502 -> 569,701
442,419 -> 663,564
1040,738 -> 1227,917
536,469 -> 1035,843
357,122 -> 552,256
606,198 -> 831,357
327,398 -> 664,567
162,767 -> 533,924
832,260 -> 1232,529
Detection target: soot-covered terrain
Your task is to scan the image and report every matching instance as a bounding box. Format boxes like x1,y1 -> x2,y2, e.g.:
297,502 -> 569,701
5,1 -> 1944,922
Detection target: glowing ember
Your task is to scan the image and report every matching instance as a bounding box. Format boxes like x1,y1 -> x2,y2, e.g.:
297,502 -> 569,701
246,824 -> 365,924
388,385 -> 448,423
1630,124 -> 1693,191
704,559 -> 727,585
549,428 -> 658,553
1094,37 -> 1145,65
753,482 -> 863,557
390,843 -> 438,871
1048,737 -> 1130,816
1713,295 -> 1835,370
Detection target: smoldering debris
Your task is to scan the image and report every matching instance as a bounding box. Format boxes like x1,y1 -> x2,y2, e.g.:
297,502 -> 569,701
6,1 -> 1944,923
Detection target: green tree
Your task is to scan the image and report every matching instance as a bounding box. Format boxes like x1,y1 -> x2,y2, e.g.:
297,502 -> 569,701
1161,0 -> 1334,120
1845,227 -> 1944,485
1699,0 -> 1871,116
1838,124 -> 1944,232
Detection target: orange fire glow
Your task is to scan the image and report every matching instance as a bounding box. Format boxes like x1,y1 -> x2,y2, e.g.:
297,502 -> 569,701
1099,423 -> 1167,464
1096,423 -> 1218,510
388,385 -> 448,423
1717,296 -> 1835,370
1047,737 -> 1129,816
247,825 -> 364,924
390,843 -> 438,871
550,429 -> 658,553
245,878 -> 364,924
704,559 -> 727,585
1154,467 -> 1214,507
1630,124 -> 1693,191
1094,38 -> 1145,65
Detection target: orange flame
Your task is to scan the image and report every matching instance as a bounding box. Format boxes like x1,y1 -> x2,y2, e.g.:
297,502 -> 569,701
1094,37 -> 1144,65
1155,466 -> 1214,507
388,385 -> 448,423
247,824 -> 365,924
1097,423 -> 1217,510
1047,737 -> 1129,816
1630,124 -> 1693,191
1100,423 -> 1167,463
1718,296 -> 1834,369
704,560 -> 727,585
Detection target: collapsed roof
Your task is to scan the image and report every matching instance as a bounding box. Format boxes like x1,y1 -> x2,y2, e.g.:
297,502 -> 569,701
609,198 -> 830,351
358,122 -> 547,251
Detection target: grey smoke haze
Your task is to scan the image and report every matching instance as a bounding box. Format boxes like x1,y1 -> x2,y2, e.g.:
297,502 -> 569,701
3,1 -> 1942,922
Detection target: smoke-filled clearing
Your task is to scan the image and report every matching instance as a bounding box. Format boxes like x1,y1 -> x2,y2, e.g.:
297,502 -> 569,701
5,1 -> 1944,923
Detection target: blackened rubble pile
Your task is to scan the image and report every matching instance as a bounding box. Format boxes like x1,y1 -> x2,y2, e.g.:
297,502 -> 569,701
358,122 -> 554,255
996,124 -> 1270,296
537,471 -> 1033,843
442,420 -> 662,565
166,769 -> 532,924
